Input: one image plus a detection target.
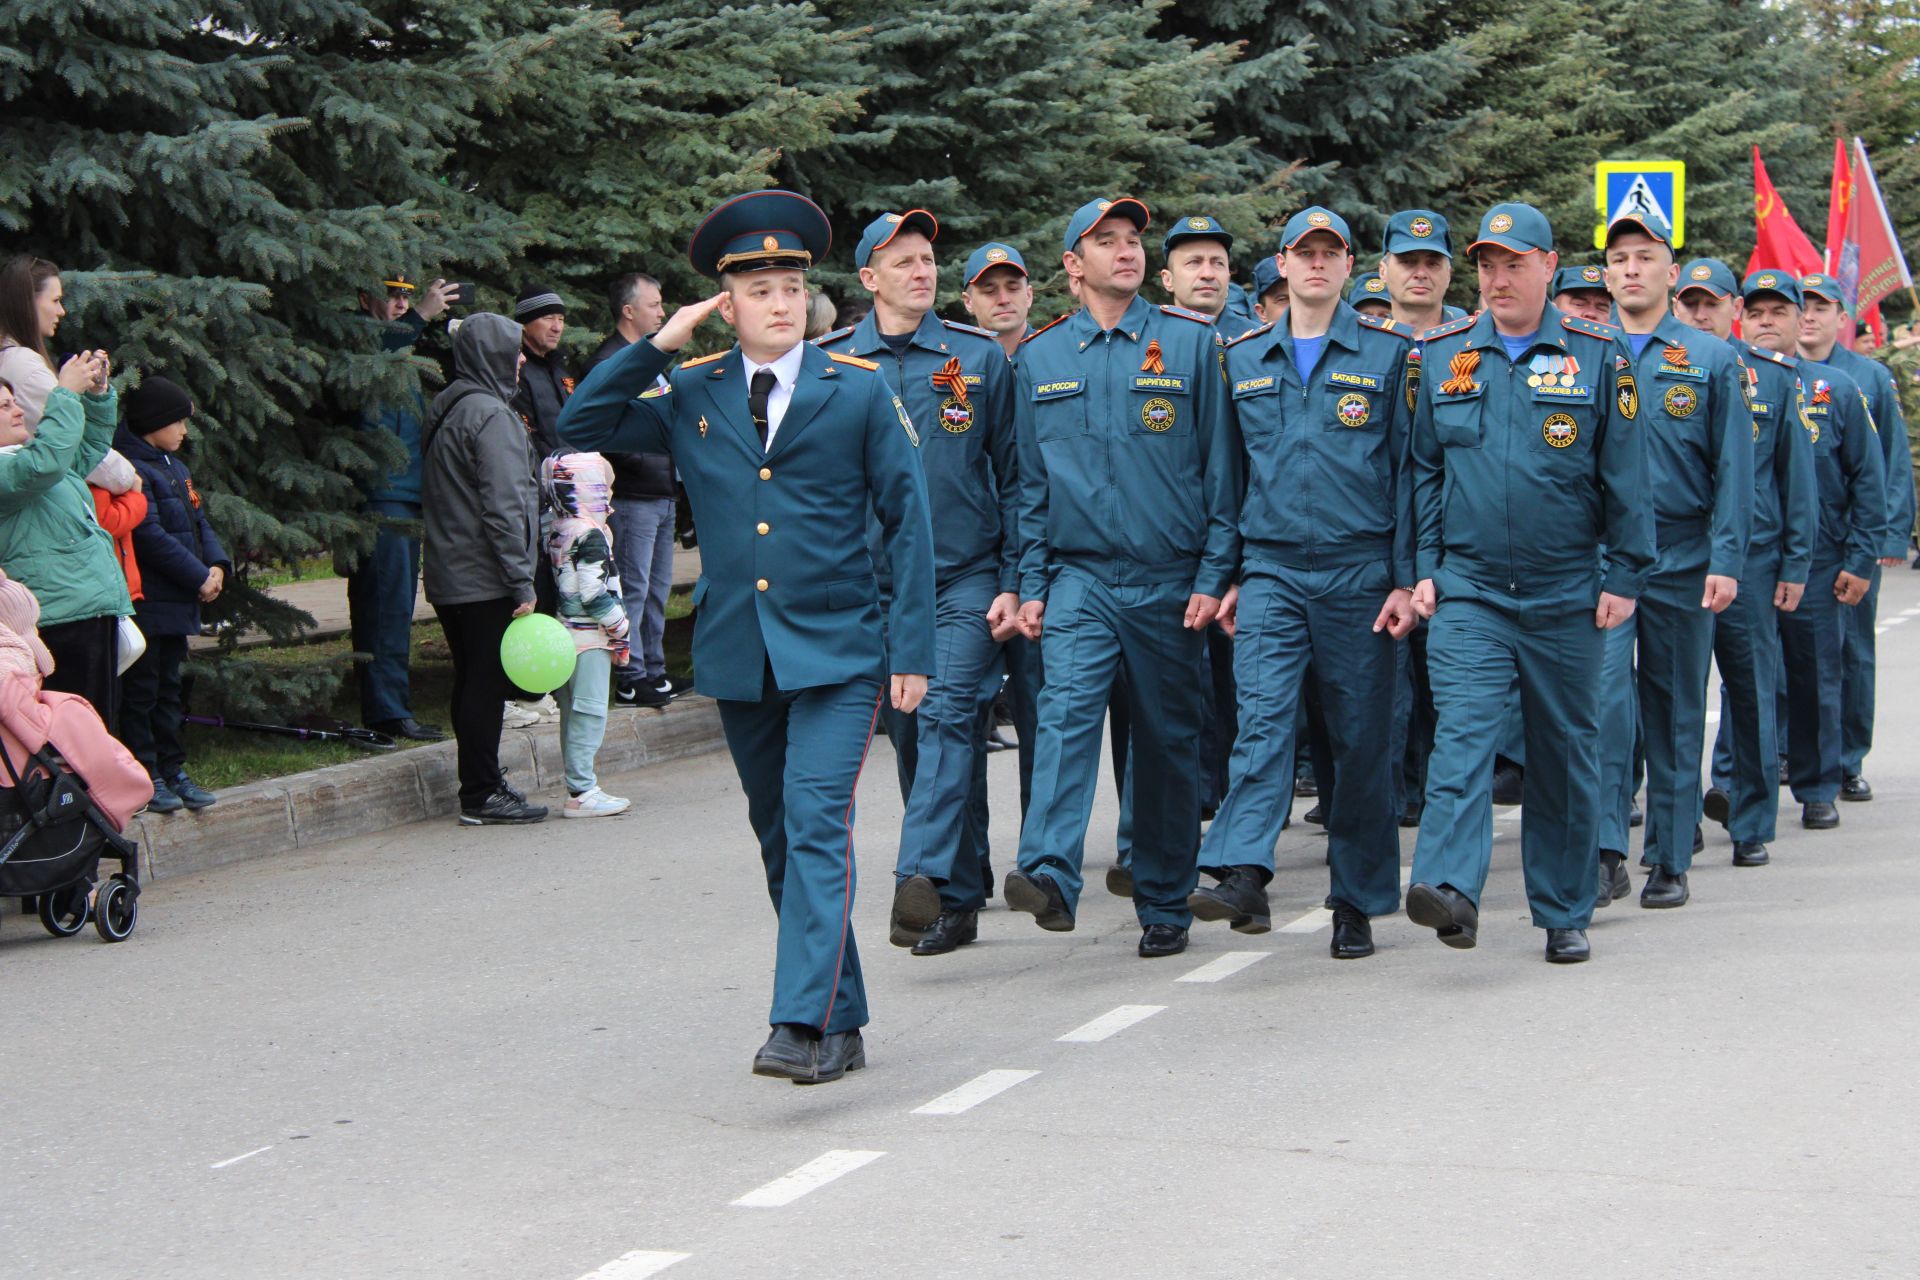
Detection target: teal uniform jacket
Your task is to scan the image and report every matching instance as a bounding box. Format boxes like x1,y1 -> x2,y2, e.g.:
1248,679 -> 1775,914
1014,296 -> 1242,600
815,311 -> 1020,592
1799,362 -> 1889,575
557,337 -> 937,701
1219,287 -> 1261,341
1628,315 -> 1752,572
1735,339 -> 1818,583
1822,345 -> 1915,555
1412,305 -> 1655,607
1224,303 -> 1415,583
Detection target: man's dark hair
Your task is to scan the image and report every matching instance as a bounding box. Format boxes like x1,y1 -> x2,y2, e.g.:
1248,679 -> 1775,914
608,272 -> 661,316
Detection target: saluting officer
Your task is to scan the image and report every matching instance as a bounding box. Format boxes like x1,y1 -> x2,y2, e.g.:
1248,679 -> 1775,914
1673,260 -> 1816,868
816,211 -> 1021,957
1405,202 -> 1654,964
1796,273 -> 1916,803
1744,275 -> 1887,829
558,191 -> 936,1085
1594,211 -> 1751,909
1552,264 -> 1614,324
1006,196 -> 1242,959
1187,206 -> 1417,957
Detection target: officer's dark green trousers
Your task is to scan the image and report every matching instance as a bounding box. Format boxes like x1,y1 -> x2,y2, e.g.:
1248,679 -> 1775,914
1016,566 -> 1202,927
1411,593 -> 1605,929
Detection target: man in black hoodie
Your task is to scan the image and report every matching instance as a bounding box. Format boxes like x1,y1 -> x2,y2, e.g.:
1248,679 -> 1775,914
422,312 -> 546,825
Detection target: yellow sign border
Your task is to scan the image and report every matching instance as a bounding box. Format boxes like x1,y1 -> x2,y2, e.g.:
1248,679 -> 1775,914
1594,160 -> 1687,250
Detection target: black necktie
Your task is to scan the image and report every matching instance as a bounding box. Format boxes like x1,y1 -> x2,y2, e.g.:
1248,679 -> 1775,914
749,369 -> 776,449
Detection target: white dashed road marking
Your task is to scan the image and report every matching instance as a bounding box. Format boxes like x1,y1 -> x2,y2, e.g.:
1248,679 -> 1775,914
912,1069 -> 1040,1115
1175,951 -> 1271,983
1278,907 -> 1331,934
732,1150 -> 885,1208
1057,1004 -> 1165,1043
209,1146 -> 273,1170
576,1250 -> 691,1279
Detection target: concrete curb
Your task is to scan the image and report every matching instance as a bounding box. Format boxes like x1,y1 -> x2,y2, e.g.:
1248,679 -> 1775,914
124,697 -> 726,883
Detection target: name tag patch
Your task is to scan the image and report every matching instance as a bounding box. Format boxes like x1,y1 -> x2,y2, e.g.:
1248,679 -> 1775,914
1132,374 -> 1189,394
1232,375 -> 1277,397
1532,384 -> 1594,402
1033,379 -> 1085,400
1327,370 -> 1382,391
1657,363 -> 1707,381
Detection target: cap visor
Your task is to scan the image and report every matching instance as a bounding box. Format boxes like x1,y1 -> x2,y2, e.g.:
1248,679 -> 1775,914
868,209 -> 940,263
1467,235 -> 1540,258
1676,283 -> 1729,299
967,259 -> 1028,286
1285,227 -> 1350,252
1384,236 -> 1450,258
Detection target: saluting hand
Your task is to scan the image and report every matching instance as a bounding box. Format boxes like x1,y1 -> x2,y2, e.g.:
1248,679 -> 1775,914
1374,588 -> 1418,639
1215,584 -> 1240,638
892,673 -> 928,714
1700,574 -> 1738,614
653,294 -> 728,352
1773,580 -> 1805,613
1595,592 -> 1636,630
1183,593 -> 1221,631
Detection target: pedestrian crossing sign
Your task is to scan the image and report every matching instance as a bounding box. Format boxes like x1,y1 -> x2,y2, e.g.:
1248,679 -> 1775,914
1594,160 -> 1686,249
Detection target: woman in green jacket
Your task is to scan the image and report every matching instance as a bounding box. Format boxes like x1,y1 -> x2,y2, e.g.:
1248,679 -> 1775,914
0,349 -> 134,727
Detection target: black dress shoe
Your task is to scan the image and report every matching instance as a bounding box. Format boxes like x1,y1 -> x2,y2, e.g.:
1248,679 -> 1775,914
1640,867 -> 1689,908
1732,840 -> 1770,867
371,717 -> 445,741
1303,803 -> 1326,826
1778,758 -> 1791,785
1691,824 -> 1704,854
1138,923 -> 1188,958
1629,802 -> 1644,828
1398,798 -> 1423,828
1802,801 -> 1840,829
752,1025 -> 866,1084
1004,871 -> 1075,931
1405,882 -> 1478,949
1596,850 -> 1630,907
911,910 -> 978,956
1329,904 -> 1374,959
1545,928 -> 1590,963
1187,866 -> 1272,934
889,875 -> 941,948
1294,775 -> 1318,798
1492,762 -> 1524,807
1841,774 -> 1872,801
1702,787 -> 1731,828
1104,863 -> 1134,898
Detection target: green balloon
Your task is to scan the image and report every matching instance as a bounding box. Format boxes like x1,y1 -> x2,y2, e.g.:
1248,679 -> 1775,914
500,613 -> 577,694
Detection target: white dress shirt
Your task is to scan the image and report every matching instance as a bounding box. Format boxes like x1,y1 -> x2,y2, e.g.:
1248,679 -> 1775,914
742,342 -> 806,451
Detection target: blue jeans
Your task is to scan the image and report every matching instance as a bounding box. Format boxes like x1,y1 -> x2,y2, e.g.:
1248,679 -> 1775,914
612,497 -> 676,683
556,647 -> 614,795
347,500 -> 423,725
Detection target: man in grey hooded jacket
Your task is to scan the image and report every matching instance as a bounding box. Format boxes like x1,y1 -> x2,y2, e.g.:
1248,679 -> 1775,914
422,312 -> 546,824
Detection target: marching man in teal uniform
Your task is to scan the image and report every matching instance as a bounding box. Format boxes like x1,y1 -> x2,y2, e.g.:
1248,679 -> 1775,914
559,190 -> 936,1085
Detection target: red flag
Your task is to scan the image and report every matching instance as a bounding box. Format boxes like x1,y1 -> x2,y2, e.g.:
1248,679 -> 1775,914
1748,145 -> 1824,279
1843,137 -> 1909,347
1825,137 -> 1850,273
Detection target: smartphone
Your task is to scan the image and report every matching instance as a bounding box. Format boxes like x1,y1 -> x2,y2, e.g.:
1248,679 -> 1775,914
449,282 -> 476,305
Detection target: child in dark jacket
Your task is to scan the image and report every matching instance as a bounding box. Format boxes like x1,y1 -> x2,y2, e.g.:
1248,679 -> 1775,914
115,377 -> 231,813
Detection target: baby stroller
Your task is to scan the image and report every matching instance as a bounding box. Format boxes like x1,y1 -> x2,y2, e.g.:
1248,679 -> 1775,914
0,673 -> 151,943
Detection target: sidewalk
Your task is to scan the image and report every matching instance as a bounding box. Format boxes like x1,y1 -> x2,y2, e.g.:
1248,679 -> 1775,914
191,547 -> 703,652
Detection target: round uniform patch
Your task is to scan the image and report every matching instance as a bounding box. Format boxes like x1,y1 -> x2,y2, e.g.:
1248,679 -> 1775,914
1141,397 -> 1177,432
762,235 -> 779,252
1690,264 -> 1713,281
1756,272 -> 1779,289
1364,277 -> 1386,293
1663,384 -> 1699,418
1309,211 -> 1332,227
939,397 -> 974,433
986,247 -> 1008,262
1581,266 -> 1602,283
1187,216 -> 1210,230
1336,392 -> 1372,427
1490,213 -> 1514,233
1542,412 -> 1579,448
1410,217 -> 1433,238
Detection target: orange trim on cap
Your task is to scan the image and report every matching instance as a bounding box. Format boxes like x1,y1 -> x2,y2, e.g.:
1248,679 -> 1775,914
868,208 -> 940,259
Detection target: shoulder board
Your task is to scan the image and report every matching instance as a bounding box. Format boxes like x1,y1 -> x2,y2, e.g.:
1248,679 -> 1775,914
940,318 -> 995,339
827,351 -> 880,371
1357,313 -> 1414,340
1745,344 -> 1792,368
813,325 -> 856,347
1422,314 -> 1476,342
1222,321 -> 1274,348
677,351 -> 725,370
1020,311 -> 1075,345
1159,304 -> 1216,325
1559,314 -> 1620,340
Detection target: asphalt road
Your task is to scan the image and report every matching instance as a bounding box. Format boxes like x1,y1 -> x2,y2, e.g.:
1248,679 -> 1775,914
5,572 -> 1918,1280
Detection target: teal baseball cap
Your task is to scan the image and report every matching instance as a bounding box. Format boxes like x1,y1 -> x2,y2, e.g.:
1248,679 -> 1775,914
1280,206 -> 1352,252
855,209 -> 938,269
1383,209 -> 1452,258
1251,253 -> 1283,299
1163,214 -> 1233,261
1676,258 -> 1738,299
1552,263 -> 1609,297
1605,207 -> 1674,249
1468,202 -> 1553,257
1063,196 -> 1150,254
1743,270 -> 1804,307
1799,272 -> 1847,310
1349,272 -> 1391,306
964,242 -> 1027,286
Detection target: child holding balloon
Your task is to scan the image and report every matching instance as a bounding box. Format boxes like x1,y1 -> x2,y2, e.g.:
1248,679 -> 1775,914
542,452 -> 632,817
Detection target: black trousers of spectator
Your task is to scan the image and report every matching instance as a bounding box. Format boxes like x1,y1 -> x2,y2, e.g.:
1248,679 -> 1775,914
120,633 -> 189,778
41,614 -> 120,733
434,597 -> 516,809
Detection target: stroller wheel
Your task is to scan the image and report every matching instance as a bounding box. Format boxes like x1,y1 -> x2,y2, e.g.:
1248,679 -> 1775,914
94,876 -> 137,942
38,883 -> 90,937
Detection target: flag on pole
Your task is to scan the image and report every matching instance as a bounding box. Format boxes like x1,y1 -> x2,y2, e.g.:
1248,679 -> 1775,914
1748,145 -> 1824,279
1824,137 -> 1850,274
1843,136 -> 1910,347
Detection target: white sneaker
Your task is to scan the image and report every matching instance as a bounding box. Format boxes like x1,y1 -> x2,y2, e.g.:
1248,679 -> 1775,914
564,786 -> 631,818
531,694 -> 561,720
501,700 -> 541,730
